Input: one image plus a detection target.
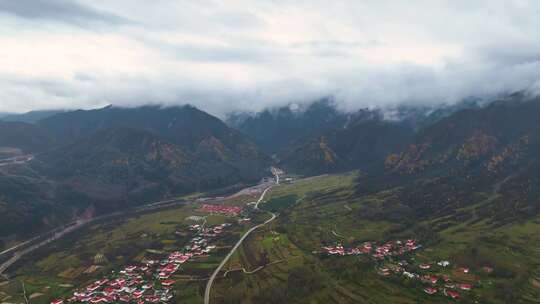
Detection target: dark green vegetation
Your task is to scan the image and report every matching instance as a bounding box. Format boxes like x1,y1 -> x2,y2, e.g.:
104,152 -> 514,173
279,118 -> 414,175
260,195 -> 298,213
227,99 -> 350,154
0,192 -> 262,304
2,170 -> 539,303
377,94 -> 540,225
208,93 -> 540,302
228,98 -> 486,176
231,93 -> 540,228
0,105 -> 269,245
209,95 -> 540,303
211,173 -> 540,304
0,121 -> 54,154
2,94 -> 540,303
228,99 -> 415,175
0,110 -> 65,124
0,96 -> 504,244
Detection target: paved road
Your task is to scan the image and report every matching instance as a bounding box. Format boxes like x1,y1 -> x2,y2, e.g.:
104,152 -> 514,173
0,176 -> 279,277
204,184 -> 276,304
0,155 -> 34,167
0,220 -> 89,276
0,197 -> 193,276
0,236 -> 41,257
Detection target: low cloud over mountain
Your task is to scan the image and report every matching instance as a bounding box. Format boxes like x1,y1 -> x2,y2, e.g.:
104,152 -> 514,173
1,1 -> 540,116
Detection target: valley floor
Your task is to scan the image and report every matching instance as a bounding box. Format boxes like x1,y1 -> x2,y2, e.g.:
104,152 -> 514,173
1,172 -> 539,304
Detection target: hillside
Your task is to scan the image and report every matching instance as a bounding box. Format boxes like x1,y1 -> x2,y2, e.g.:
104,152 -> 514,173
0,121 -> 55,155
1,110 -> 64,124
32,128 -> 192,208
279,114 -> 414,175
32,127 -> 268,210
39,105 -> 264,159
228,99 -> 482,175
8,171 -> 538,304
278,136 -> 343,175
227,99 -> 349,154
36,104 -> 271,198
0,160 -> 74,240
0,105 -> 271,244
358,95 -> 540,226
2,98 -> 540,304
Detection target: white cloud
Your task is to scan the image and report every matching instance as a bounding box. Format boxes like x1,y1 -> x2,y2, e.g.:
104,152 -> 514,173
0,0 -> 539,116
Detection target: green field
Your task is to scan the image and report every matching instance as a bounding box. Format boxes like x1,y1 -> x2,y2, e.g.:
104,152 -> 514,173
0,192 -> 262,304
209,173 -> 540,304
1,172 -> 539,304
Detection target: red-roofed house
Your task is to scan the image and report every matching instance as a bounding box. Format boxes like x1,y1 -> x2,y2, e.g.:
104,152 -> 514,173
125,266 -> 137,272
419,263 -> 431,270
133,291 -> 144,299
446,290 -> 460,299
161,280 -> 175,287
90,297 -> 109,304
86,284 -> 100,292
199,204 -> 243,215
145,295 -> 160,303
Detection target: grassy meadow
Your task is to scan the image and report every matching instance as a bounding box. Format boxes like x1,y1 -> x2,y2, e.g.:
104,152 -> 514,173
1,172 -> 539,304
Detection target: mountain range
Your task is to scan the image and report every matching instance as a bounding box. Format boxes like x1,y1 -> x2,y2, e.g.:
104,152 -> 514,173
228,98 -> 484,175
0,121 -> 55,156
1,94 -> 539,246
229,93 -> 540,228
0,110 -> 65,124
0,105 -> 269,241
372,94 -> 540,226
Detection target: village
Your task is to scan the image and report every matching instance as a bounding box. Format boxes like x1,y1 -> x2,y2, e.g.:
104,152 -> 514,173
198,204 -> 243,216
322,239 -> 493,301
322,239 -> 422,258
48,202 -> 249,304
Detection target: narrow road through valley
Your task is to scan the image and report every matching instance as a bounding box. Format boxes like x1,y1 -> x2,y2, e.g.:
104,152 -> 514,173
0,194 -> 213,276
0,177 -> 278,277
204,182 -> 277,304
0,155 -> 34,167
0,220 -> 89,276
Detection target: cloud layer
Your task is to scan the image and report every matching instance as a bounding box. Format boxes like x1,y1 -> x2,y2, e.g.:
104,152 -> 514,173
1,0 -> 540,116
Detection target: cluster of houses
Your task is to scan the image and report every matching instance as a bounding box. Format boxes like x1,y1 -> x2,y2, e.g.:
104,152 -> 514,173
377,260 -> 479,300
199,204 -> 243,216
189,222 -> 231,238
322,239 -> 422,259
322,240 -> 488,300
51,222 -> 232,304
52,263 -> 175,304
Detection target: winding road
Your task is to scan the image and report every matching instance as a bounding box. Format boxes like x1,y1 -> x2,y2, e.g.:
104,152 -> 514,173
204,181 -> 277,304
0,195 -> 202,276
0,155 -> 34,167
0,174 -> 280,278
0,164 -> 282,302
0,220 -> 90,276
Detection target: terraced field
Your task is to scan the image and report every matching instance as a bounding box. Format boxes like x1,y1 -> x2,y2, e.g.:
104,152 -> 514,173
209,173 -> 540,304
1,172 -> 539,304
0,190 -> 264,304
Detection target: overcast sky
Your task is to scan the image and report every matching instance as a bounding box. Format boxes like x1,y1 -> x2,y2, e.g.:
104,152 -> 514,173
1,0 -> 540,116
